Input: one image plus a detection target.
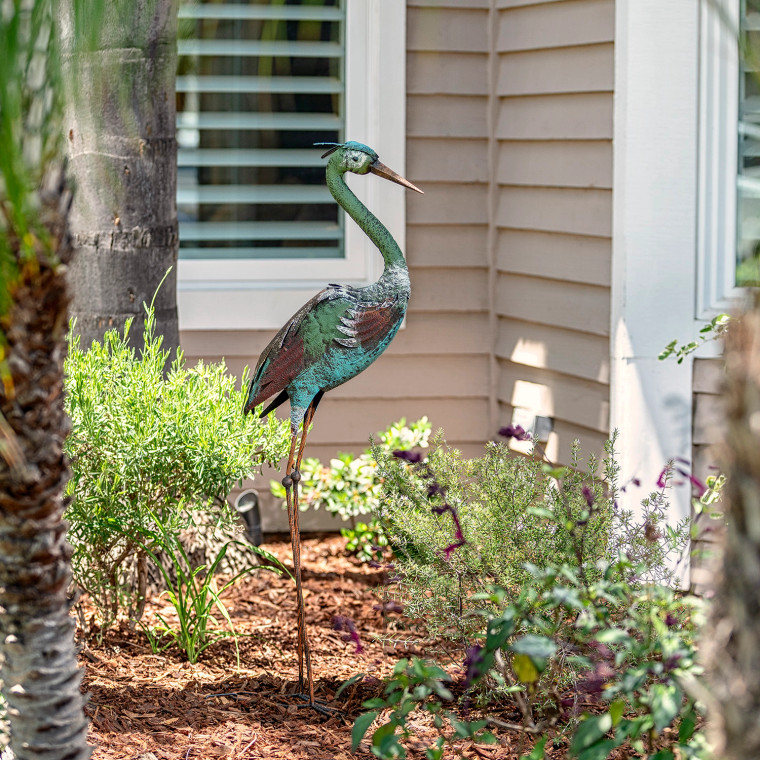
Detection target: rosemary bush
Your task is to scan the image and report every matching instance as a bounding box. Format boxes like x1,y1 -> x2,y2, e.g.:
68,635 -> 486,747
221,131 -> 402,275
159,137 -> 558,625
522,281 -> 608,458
353,435 -> 707,759
64,305 -> 291,632
376,434 -> 689,646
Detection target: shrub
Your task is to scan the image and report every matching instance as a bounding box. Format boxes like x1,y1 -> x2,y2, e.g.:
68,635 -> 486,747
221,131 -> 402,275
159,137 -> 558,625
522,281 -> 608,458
375,434 -> 689,646
354,560 -> 710,760
270,417 -> 431,560
64,305 -> 291,632
352,435 -> 708,759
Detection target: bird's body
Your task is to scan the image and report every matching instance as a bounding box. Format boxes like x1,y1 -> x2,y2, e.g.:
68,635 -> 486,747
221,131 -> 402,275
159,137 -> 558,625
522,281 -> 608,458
245,142 -> 414,427
244,141 -> 422,711
246,270 -> 409,421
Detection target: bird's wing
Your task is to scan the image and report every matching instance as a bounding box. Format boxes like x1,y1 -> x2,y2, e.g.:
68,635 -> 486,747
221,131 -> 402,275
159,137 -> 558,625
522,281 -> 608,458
333,295 -> 405,352
244,286 -> 347,412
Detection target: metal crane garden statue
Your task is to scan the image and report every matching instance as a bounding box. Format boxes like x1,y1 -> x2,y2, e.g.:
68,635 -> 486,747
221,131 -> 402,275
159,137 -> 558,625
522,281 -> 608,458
244,141 -> 423,709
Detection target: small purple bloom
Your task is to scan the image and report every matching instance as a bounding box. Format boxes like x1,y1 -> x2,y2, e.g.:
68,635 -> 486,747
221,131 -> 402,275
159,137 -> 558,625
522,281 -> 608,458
656,467 -> 669,489
431,502 -> 467,557
498,424 -> 531,442
393,449 -> 422,464
582,485 -> 595,509
373,600 -> 404,614
333,615 -> 364,654
663,654 -> 683,672
463,645 -> 486,689
676,468 -> 707,498
665,612 -> 678,628
632,477 -> 641,487
428,481 -> 446,499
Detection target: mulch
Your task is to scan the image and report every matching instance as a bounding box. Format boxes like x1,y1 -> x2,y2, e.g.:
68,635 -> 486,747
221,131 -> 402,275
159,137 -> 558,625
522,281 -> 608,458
77,535 -> 574,759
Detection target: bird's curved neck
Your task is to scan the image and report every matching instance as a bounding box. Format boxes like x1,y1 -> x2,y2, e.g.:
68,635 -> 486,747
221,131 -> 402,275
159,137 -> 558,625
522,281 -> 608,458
326,165 -> 406,271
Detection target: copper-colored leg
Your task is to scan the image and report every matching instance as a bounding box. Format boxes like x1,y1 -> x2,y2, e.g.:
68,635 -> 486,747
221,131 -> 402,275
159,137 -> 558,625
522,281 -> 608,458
283,413 -> 315,704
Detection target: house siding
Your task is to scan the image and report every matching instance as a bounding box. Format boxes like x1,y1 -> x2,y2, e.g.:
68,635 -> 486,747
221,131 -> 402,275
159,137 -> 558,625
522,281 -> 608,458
180,0 -> 616,528
494,0 -> 614,462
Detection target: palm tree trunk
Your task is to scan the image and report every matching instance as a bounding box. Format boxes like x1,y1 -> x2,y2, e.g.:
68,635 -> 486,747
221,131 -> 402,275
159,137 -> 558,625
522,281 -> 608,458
62,0 -> 180,353
707,301 -> 760,758
0,170 -> 91,759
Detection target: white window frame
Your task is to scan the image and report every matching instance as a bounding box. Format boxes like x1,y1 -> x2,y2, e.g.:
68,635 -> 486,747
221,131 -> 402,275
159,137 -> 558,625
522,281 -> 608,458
177,0 -> 407,331
697,0 -> 743,318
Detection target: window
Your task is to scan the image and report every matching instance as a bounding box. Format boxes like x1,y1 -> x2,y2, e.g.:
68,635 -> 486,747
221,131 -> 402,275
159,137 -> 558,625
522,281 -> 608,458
737,0 -> 760,285
697,0 -> 742,314
176,0 -> 407,331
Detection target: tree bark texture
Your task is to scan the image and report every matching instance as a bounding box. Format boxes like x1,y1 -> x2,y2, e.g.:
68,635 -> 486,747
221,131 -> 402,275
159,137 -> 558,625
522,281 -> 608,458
62,0 -> 179,353
707,304 -> 760,758
0,170 -> 91,760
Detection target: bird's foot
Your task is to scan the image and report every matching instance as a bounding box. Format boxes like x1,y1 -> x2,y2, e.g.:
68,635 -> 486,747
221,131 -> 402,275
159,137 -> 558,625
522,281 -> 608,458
291,693 -> 346,719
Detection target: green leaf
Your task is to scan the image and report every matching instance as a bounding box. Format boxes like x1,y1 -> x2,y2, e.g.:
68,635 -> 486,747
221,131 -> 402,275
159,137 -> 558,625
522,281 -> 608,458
520,736 -> 547,760
512,653 -> 540,683
577,739 -> 619,760
649,683 -> 682,732
511,635 -> 557,660
594,628 -> 632,645
372,722 -> 397,747
569,714 -> 613,756
678,704 -> 697,743
609,700 -> 626,726
352,711 -> 379,751
648,752 -> 675,760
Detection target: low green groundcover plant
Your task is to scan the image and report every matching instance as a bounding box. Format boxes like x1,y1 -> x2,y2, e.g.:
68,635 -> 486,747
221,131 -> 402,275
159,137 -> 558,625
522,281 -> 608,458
64,303 -> 291,636
350,432 -> 711,759
271,417 -> 431,561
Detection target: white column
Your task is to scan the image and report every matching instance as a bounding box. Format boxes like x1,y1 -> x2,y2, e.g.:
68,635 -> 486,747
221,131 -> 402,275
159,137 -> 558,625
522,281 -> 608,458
611,0 -> 701,576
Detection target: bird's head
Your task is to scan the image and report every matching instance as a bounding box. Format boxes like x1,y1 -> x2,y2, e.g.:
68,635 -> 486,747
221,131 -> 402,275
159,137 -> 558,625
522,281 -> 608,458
316,141 -> 423,194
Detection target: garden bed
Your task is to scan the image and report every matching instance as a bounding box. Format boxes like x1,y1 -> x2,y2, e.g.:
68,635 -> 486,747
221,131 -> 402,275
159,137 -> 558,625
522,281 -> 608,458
79,534 -> 573,760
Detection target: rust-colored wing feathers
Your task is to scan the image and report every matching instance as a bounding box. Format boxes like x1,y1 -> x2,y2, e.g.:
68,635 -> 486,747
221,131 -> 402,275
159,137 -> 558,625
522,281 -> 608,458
343,297 -> 403,350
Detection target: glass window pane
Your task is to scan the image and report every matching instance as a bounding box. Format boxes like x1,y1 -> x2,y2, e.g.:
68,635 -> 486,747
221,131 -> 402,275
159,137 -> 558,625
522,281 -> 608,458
176,0 -> 345,261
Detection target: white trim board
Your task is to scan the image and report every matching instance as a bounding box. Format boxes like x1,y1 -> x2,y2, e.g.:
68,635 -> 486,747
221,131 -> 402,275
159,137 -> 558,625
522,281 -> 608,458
178,0 -> 407,331
611,0 -> 702,577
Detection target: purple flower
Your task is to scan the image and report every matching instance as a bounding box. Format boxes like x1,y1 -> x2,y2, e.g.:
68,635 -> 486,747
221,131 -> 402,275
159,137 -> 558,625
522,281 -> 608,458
675,468 -> 707,498
665,612 -> 678,628
393,449 -> 422,464
656,467 -> 669,489
431,502 -> 467,557
428,481 -> 446,499
332,615 -> 364,654
663,654 -> 683,672
582,485 -> 595,509
463,645 -> 486,689
498,424 -> 531,442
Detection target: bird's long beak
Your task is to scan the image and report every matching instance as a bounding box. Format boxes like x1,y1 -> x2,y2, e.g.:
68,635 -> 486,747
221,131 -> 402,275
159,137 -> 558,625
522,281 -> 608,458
369,160 -> 424,194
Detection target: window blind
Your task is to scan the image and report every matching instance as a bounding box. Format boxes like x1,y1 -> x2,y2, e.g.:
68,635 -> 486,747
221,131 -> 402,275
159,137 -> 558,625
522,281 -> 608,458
176,0 -> 345,262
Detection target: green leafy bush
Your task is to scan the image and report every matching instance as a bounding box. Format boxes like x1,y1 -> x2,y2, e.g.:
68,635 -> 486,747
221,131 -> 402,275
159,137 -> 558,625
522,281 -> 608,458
351,434 -> 707,759
64,306 -> 291,632
270,417 -> 431,560
376,434 -> 689,645
354,560 -> 710,760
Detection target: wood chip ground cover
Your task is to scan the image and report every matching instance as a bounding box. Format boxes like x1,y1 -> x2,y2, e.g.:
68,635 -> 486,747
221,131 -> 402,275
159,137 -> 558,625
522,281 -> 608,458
78,535 -> 611,759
